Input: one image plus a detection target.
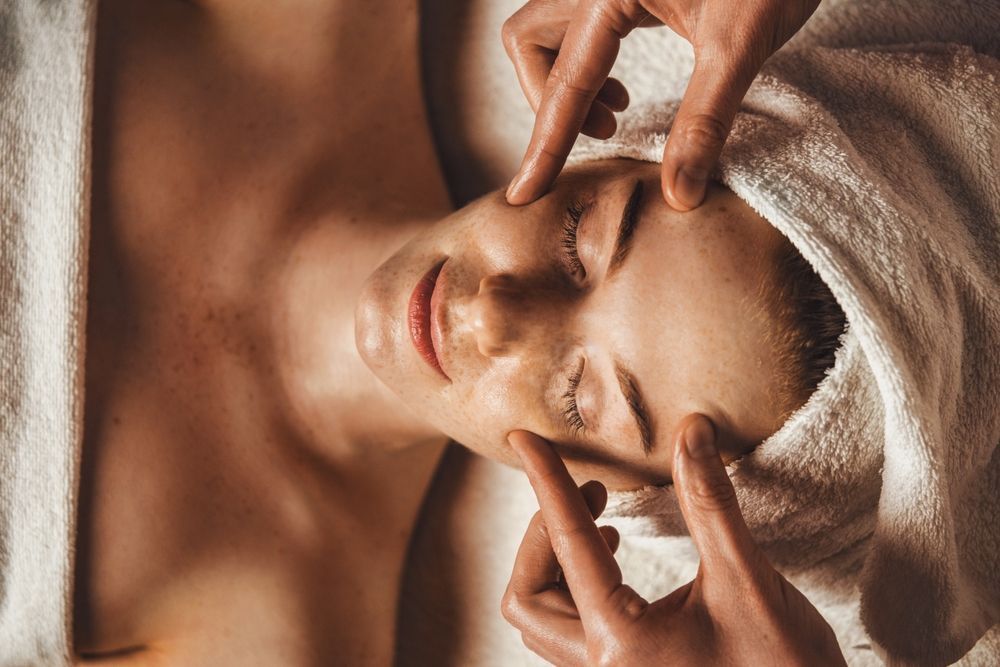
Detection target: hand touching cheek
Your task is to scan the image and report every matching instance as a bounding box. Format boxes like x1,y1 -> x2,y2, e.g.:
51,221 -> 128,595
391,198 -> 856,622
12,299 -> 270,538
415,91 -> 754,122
503,416 -> 846,667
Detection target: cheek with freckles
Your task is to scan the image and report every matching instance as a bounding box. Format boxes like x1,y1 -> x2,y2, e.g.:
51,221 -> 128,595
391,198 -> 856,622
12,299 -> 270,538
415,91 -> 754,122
435,357 -> 558,465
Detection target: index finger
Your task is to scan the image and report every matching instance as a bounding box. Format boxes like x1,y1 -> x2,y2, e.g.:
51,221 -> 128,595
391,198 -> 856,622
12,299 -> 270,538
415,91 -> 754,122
507,430 -> 623,622
506,1 -> 637,205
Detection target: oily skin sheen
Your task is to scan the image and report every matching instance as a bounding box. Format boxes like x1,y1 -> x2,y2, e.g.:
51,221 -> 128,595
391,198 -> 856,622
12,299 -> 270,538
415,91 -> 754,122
357,159 -> 790,489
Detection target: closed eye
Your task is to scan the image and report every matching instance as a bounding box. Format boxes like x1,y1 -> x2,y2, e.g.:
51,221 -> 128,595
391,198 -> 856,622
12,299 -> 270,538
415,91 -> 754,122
562,356 -> 586,436
560,200 -> 586,279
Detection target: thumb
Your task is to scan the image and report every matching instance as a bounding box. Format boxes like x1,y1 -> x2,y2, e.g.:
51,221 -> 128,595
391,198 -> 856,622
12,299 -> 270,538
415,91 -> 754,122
672,414 -> 762,577
661,54 -> 758,211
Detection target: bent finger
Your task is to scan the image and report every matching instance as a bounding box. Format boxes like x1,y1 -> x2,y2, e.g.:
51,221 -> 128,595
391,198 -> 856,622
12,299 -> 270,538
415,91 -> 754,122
508,510 -> 563,597
502,0 -> 576,110
580,479 -> 608,519
509,481 -> 606,598
599,524 -> 620,555
595,76 -> 629,111
507,1 -> 640,204
508,430 -> 625,623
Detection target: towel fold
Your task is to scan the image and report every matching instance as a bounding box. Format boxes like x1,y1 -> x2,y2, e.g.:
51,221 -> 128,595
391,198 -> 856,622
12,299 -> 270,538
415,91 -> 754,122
573,9 -> 1000,666
0,1 -> 95,665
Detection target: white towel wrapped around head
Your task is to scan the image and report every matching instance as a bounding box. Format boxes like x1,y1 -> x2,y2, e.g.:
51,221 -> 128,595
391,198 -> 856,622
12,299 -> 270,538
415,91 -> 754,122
572,27 -> 1000,667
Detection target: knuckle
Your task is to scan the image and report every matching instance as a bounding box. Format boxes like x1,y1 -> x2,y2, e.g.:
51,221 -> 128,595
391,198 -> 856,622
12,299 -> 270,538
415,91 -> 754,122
500,17 -> 521,52
588,636 -> 628,667
548,523 -> 591,555
594,0 -> 640,36
500,588 -> 524,625
547,68 -> 597,102
532,523 -> 552,548
521,632 -> 541,656
687,472 -> 738,513
676,113 -> 729,153
608,585 -> 647,619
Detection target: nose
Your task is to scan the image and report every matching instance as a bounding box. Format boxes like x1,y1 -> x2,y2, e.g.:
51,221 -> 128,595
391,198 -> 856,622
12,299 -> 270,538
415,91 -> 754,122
471,274 -> 553,357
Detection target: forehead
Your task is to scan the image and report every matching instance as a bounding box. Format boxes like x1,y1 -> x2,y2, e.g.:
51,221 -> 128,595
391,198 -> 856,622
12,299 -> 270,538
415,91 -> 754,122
601,179 -> 784,464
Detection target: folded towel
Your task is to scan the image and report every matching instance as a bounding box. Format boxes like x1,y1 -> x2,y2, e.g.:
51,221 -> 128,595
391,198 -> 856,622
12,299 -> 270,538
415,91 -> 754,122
572,9 -> 1000,667
0,1 -> 95,665
418,0 -> 1000,665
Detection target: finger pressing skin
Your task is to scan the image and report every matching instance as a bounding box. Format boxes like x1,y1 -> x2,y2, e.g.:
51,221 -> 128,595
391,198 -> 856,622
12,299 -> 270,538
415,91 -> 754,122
660,54 -> 758,210
671,414 -> 765,582
507,1 -> 640,205
508,430 -> 625,626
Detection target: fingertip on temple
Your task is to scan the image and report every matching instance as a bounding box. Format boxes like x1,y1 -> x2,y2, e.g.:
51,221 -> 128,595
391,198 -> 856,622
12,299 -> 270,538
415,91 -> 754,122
661,163 -> 707,211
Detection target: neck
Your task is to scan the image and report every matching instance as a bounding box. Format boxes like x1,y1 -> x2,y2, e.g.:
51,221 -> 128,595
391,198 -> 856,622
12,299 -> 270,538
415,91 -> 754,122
191,0 -> 454,462
268,212 -> 449,462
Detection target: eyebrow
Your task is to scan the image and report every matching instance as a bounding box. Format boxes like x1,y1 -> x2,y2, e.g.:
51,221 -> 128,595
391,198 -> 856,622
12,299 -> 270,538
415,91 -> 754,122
607,179 -> 645,278
614,360 -> 654,455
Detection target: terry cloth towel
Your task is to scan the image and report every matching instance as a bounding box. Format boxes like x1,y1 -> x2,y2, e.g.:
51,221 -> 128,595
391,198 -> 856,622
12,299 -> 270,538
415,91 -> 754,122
0,0 -> 95,665
571,5 -> 1000,666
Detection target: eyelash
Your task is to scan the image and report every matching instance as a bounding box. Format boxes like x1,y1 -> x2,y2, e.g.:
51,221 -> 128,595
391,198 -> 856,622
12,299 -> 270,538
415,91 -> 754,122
561,357 -> 586,436
561,200 -> 587,279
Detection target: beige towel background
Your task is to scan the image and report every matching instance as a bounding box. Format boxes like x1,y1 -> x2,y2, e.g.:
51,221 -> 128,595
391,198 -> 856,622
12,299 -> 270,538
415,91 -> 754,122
3,1 -> 997,665
415,1 -> 1000,666
582,38 -> 1000,661
0,1 -> 95,665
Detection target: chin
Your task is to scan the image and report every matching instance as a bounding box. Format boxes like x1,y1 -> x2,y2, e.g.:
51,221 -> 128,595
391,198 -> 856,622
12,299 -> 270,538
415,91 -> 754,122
353,261 -> 455,429
354,266 -> 405,378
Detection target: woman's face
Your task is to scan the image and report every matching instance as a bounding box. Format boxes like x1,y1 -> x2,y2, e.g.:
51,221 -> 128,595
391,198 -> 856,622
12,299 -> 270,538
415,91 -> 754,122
356,159 -> 789,489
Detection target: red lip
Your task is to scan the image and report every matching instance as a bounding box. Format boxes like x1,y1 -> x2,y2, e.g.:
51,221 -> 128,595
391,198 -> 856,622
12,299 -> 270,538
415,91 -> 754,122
408,258 -> 450,381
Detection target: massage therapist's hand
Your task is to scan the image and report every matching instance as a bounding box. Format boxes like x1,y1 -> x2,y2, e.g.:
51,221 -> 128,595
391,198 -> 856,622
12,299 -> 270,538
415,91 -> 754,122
503,417 -> 846,666
503,0 -> 819,210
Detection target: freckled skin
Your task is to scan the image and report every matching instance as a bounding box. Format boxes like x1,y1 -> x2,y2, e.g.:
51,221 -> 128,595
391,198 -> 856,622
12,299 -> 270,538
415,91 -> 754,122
358,159 -> 791,489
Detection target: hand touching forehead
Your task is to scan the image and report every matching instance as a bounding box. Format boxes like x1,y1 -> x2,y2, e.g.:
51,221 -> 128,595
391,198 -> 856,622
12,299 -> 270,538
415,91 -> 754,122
358,160 -> 790,489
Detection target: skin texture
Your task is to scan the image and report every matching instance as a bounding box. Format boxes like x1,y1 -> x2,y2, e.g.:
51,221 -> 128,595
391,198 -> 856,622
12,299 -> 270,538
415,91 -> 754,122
358,159 -> 791,489
502,422 -> 847,666
79,0 -> 453,663
76,0 -> 824,663
502,0 -> 820,209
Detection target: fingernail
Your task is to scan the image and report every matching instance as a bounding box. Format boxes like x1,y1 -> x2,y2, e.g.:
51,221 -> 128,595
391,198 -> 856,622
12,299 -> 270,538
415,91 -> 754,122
506,172 -> 527,203
671,166 -> 707,210
684,419 -> 717,460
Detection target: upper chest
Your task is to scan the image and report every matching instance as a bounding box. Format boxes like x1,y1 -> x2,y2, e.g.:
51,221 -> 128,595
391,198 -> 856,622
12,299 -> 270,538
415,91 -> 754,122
78,1 -> 450,662
93,0 -> 443,238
